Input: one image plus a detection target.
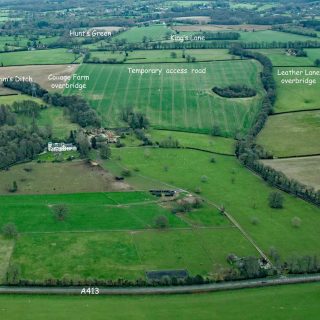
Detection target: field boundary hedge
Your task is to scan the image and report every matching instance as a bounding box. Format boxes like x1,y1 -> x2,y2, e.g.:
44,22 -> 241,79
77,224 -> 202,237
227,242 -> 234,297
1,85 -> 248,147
272,108 -> 320,115
84,58 -> 245,65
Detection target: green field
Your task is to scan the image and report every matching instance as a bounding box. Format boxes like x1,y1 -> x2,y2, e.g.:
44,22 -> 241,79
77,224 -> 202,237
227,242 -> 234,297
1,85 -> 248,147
255,48 -> 320,66
257,111 -> 320,157
0,49 -> 81,66
0,189 -> 261,280
0,192 -> 191,232
113,25 -> 173,43
105,147 -> 320,260
0,283 -> 319,320
89,49 -> 239,63
0,160 -> 130,194
273,67 -> 320,112
239,30 -> 318,42
150,129 -> 235,154
10,226 -> 254,281
65,60 -> 263,136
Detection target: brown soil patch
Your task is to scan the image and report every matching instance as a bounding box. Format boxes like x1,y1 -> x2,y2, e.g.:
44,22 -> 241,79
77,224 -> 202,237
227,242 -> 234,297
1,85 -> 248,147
261,156 -> 320,191
0,64 -> 79,91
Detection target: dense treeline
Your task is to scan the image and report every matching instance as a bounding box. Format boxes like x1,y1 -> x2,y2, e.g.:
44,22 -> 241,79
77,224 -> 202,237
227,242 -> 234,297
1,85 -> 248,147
230,46 -> 320,206
212,85 -> 257,98
0,103 -> 51,169
3,79 -> 101,127
3,79 -> 47,97
121,107 -> 149,129
272,26 -> 318,38
95,40 -> 320,52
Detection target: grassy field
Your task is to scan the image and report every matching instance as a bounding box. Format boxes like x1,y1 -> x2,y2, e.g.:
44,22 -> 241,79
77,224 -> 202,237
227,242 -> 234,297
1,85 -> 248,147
0,161 -> 130,195
65,60 -> 263,136
89,49 -> 239,63
261,156 -> 320,190
104,147 -> 320,260
238,30 -> 318,42
255,49 -> 320,66
273,67 -> 320,112
0,187 -> 260,280
113,25 -> 173,43
0,191 -> 190,232
149,129 -> 235,154
257,111 -> 320,157
0,49 -> 81,66
0,283 -> 319,320
10,226 -> 254,281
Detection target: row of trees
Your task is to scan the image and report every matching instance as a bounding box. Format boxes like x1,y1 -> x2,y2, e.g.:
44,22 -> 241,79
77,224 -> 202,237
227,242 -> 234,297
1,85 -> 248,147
212,85 -> 257,98
273,26 -> 318,38
93,40 -> 320,52
230,45 -> 320,206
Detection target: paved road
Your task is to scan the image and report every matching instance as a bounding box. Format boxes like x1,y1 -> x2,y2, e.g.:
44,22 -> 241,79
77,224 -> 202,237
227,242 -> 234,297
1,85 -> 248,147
0,275 -> 319,295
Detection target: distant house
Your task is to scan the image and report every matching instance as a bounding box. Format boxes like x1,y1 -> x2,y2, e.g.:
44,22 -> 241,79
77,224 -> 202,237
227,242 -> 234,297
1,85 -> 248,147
48,142 -> 77,152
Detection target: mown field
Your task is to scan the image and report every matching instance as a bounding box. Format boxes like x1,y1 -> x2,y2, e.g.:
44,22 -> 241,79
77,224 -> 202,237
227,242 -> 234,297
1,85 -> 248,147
0,49 -> 81,66
65,60 -> 263,136
89,49 -> 239,63
261,156 -> 320,191
273,67 -> 320,112
255,48 -> 320,66
257,111 -> 320,157
0,283 -> 319,320
105,147 -> 320,261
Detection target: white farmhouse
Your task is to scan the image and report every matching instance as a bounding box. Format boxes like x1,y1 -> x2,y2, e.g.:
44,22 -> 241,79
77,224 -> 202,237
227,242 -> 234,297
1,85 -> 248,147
48,142 -> 77,152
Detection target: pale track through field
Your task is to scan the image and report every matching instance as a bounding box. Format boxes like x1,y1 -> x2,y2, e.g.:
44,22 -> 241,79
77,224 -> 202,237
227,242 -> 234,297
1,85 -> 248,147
193,67 -> 204,130
237,61 -> 259,128
199,68 -> 214,128
107,66 -> 125,123
86,64 -> 102,97
134,71 -> 143,110
146,71 -> 153,122
122,69 -> 132,108
207,63 -> 229,133
158,68 -> 164,126
220,63 -> 241,133
108,154 -> 272,265
181,69 -> 189,128
171,72 -> 175,128
96,66 -> 115,125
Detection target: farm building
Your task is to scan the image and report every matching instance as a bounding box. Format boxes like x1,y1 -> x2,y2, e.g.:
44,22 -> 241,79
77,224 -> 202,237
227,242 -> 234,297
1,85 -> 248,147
48,142 -> 77,152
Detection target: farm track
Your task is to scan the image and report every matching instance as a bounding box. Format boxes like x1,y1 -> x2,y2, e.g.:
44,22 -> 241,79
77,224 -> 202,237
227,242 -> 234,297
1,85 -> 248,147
1,274 -> 320,296
109,153 -> 271,265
